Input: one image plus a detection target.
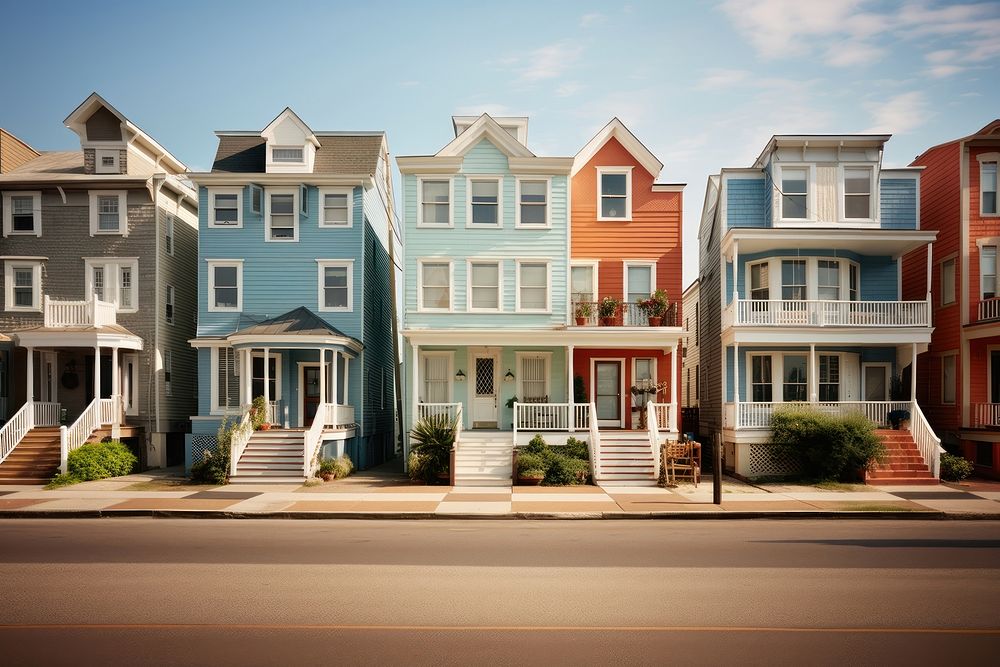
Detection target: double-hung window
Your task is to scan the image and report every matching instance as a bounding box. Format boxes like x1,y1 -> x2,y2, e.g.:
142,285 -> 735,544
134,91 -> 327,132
783,355 -> 807,402
750,262 -> 770,300
982,161 -> 997,215
89,191 -> 127,235
469,179 -> 500,226
419,261 -> 451,311
751,355 -> 772,402
981,246 -> 997,300
4,192 -> 40,235
941,258 -> 956,305
319,188 -> 351,227
517,260 -> 549,312
209,189 -> 242,228
598,169 -> 631,220
317,260 -> 353,312
781,168 -> 808,219
843,168 -> 873,219
208,261 -> 242,312
781,260 -> 807,300
517,179 -> 548,227
84,258 -> 138,312
214,347 -> 240,412
571,264 -> 596,303
4,261 -> 41,311
817,260 -> 840,300
165,285 -> 175,324
625,262 -> 654,304
251,355 -> 279,401
419,179 -> 451,226
468,261 -> 501,311
421,353 -> 451,403
266,190 -> 297,241
819,355 -> 839,401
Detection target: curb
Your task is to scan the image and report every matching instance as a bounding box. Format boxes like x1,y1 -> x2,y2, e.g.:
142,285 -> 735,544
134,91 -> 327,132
2,509 -> 998,520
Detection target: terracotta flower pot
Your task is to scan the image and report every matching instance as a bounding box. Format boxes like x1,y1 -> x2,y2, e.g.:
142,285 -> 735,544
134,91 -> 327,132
600,317 -> 615,326
575,317 -> 587,326
517,476 -> 544,486
647,316 -> 662,326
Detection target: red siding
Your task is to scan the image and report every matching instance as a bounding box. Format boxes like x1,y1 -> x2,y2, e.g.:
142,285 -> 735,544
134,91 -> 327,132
573,348 -> 675,430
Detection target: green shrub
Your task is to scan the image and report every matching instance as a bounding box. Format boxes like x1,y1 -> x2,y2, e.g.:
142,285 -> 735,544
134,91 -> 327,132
45,473 -> 81,489
408,414 -> 456,482
522,434 -> 548,455
561,437 -> 590,461
318,454 -> 354,480
250,395 -> 268,430
191,419 -> 242,485
543,455 -> 590,486
940,452 -> 974,481
770,406 -> 885,482
516,452 -> 546,477
515,435 -> 590,485
408,451 -> 431,482
67,440 -> 137,481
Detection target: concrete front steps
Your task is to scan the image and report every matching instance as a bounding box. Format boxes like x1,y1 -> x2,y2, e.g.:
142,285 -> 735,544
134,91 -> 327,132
596,432 -> 658,487
231,429 -> 306,483
866,429 -> 937,486
0,426 -> 62,484
455,432 -> 512,486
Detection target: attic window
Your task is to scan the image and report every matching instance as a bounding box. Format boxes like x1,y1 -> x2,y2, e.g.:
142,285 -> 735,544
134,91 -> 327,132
95,149 -> 120,174
272,147 -> 304,163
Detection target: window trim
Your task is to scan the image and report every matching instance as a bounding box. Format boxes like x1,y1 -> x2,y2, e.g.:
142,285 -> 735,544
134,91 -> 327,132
249,184 -> 263,215
83,257 -> 139,313
980,245 -> 997,301
264,187 -> 300,242
940,256 -> 957,306
817,353 -> 841,402
250,351 -> 284,401
3,260 -> 43,312
743,256 -> 861,302
515,259 -> 552,313
416,176 -> 454,228
623,260 -> 657,304
318,187 -> 353,228
466,176 -> 503,229
95,149 -> 120,174
775,163 -> 815,225
838,164 -> 878,224
466,258 -> 503,313
570,260 -> 599,304
419,350 -> 454,404
165,213 -> 175,256
270,145 -> 305,164
165,284 -> 175,325
941,351 -> 958,405
596,167 -> 633,222
316,259 -> 354,313
515,351 -> 552,401
514,177 -> 551,228
417,258 -> 454,312
210,346 -> 241,415
979,156 -> 999,217
207,259 -> 244,313
749,353 -> 773,403
207,187 -> 244,229
2,191 -> 42,237
89,190 -> 128,236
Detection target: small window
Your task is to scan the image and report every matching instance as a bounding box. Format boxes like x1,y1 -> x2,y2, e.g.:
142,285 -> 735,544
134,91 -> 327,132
783,355 -> 807,402
844,168 -> 872,219
92,267 -> 105,301
982,162 -> 997,215
518,261 -> 549,312
95,149 -> 119,174
781,260 -> 807,300
782,167 -> 808,219
817,260 -> 840,300
272,147 -> 304,163
942,354 -> 957,404
981,246 -> 997,300
268,192 -> 297,241
11,266 -> 38,310
250,185 -> 263,214
165,285 -> 175,324
165,214 -> 174,256
750,262 -> 770,300
318,261 -> 352,312
469,179 -> 500,226
598,169 -> 630,220
119,266 -> 133,309
420,261 -> 451,310
212,191 -> 241,227
751,355 -> 772,402
518,180 -> 547,226
102,156 -> 115,167
941,258 -> 956,305
420,179 -> 450,226
320,190 -> 350,227
209,262 -> 242,311
89,191 -> 126,235
819,355 -> 839,401
469,261 -> 501,311
164,350 -> 172,397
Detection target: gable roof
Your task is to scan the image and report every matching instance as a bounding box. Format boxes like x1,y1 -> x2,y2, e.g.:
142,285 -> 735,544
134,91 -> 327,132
261,107 -> 321,148
911,119 -> 1000,164
436,113 -> 534,159
228,307 -> 362,351
572,118 -> 663,178
0,129 -> 40,173
212,134 -> 384,174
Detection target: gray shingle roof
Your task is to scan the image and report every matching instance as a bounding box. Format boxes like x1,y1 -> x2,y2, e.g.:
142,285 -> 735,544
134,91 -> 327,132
211,135 -> 382,175
10,151 -> 84,175
231,307 -> 361,347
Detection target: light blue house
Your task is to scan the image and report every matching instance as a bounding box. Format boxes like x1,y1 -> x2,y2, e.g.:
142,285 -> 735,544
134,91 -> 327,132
698,134 -> 942,481
186,109 -> 398,479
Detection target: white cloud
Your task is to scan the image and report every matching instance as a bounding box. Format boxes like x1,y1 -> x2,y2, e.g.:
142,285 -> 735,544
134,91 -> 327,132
695,69 -> 750,90
579,12 -> 605,27
863,91 -> 930,135
925,65 -> 964,79
719,0 -> 868,59
555,81 -> 584,97
518,41 -> 584,82
824,41 -> 886,67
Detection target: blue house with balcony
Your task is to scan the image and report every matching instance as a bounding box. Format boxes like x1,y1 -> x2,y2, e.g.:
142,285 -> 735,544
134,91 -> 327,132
186,109 -> 398,480
698,134 -> 943,483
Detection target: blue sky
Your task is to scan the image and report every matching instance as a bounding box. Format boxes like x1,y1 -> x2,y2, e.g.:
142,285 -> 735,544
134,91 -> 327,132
2,0 -> 998,287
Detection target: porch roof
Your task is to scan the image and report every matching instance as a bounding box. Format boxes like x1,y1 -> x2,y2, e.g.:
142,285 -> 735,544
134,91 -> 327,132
224,307 -> 363,352
10,324 -> 142,350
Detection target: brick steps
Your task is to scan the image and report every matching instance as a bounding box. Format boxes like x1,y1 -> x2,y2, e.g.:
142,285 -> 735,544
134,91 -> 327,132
0,427 -> 62,484
866,429 -> 937,486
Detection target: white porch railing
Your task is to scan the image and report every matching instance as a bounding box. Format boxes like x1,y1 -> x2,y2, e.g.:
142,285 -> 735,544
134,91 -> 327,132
911,401 -> 943,479
228,408 -> 254,478
726,401 -> 911,429
43,295 -> 117,328
971,403 -> 1000,428
34,401 -> 60,427
266,400 -> 284,426
978,298 -> 1000,322
0,402 -> 33,465
646,402 -> 662,482
730,299 -> 930,328
588,402 -> 600,481
417,403 -> 462,423
324,404 -> 356,428
512,403 -> 590,444
303,402 -> 335,478
650,402 -> 675,433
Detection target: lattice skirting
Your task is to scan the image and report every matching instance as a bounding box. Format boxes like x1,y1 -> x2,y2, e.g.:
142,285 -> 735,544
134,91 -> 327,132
189,435 -> 217,465
738,443 -> 801,478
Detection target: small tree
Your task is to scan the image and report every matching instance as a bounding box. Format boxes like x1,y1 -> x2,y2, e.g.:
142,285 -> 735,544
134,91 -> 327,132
408,414 -> 457,482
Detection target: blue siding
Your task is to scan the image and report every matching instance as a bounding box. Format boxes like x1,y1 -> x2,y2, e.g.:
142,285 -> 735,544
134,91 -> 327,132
880,178 -> 918,230
762,163 -> 773,225
726,178 -> 767,229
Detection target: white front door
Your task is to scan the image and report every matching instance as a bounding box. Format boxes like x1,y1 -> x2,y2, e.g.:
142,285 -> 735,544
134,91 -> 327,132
861,363 -> 890,401
472,353 -> 498,428
39,352 -> 58,403
594,360 -> 624,428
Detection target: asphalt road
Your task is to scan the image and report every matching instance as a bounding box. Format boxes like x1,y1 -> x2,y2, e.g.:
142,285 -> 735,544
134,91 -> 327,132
1,519 -> 998,665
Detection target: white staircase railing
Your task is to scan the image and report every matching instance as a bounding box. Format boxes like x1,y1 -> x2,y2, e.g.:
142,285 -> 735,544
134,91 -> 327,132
910,400 -> 943,479
417,402 -> 462,423
588,402 -> 601,481
646,401 -> 661,482
61,398 -> 100,474
228,408 -> 254,478
303,402 -> 334,478
0,402 -> 33,465
33,402 -> 60,427
730,401 -> 911,429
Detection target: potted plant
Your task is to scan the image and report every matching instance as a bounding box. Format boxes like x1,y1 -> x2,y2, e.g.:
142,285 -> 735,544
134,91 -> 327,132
408,413 -> 457,484
574,302 -> 593,326
318,458 -> 336,481
516,452 -> 547,485
637,289 -> 670,326
250,395 -> 268,430
259,422 -> 272,431
598,296 -> 621,326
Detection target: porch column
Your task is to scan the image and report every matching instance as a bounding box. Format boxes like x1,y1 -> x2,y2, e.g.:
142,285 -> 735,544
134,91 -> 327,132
733,343 -> 740,430
732,240 -> 740,303
25,347 -> 34,403
411,344 -> 419,429
809,344 -> 817,403
242,348 -> 252,406
669,343 -> 678,432
94,344 -> 101,402
566,345 -> 574,432
343,356 -> 349,403
330,350 -> 339,405
263,347 -> 270,409
319,348 -> 326,406
111,346 -> 120,432
911,342 -> 917,403
926,243 -> 933,301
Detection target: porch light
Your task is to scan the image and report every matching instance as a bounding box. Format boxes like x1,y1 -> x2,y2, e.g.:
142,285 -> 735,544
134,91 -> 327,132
455,369 -> 466,381
504,370 -> 515,382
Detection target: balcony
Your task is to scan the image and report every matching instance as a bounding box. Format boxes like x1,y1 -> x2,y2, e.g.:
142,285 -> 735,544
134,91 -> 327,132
43,296 -> 117,328
971,403 -> 1000,429
724,298 -> 930,329
572,302 -> 679,327
978,298 -> 1000,323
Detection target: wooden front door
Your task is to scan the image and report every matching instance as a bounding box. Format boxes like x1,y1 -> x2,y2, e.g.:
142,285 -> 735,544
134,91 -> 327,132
303,366 -> 321,425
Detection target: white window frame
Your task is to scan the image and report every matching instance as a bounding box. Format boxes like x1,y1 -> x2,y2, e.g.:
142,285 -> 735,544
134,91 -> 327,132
775,163 -> 815,224
839,164 -> 878,224
941,352 -> 958,405
515,177 -> 551,228
417,258 -> 453,312
210,345 -> 241,414
271,146 -> 305,164
417,176 -> 453,228
264,187 -> 299,242
83,258 -> 139,313
207,259 -> 243,312
748,353 -> 773,403
597,167 -> 633,221
466,259 -> 503,313
3,260 -> 42,312
632,356 -> 658,388
570,260 -> 599,303
515,351 -> 552,401
165,213 -> 175,256
2,191 -> 41,237
743,256 -> 861,302
249,184 -> 263,215
89,190 -> 128,236
466,176 -> 503,229
419,350 -> 454,403
318,187 -> 353,228
623,260 -> 656,304
251,351 -> 283,401
316,259 -> 354,312
980,245 -> 997,300
95,149 -> 120,174
817,353 -> 841,402
941,256 -> 956,306
165,284 -> 175,325
207,187 -> 243,229
979,156 -> 998,217
163,349 -> 172,397
515,259 -> 551,313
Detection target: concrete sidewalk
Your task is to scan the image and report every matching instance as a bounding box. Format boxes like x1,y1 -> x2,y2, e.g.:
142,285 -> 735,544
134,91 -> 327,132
1,466 -> 999,518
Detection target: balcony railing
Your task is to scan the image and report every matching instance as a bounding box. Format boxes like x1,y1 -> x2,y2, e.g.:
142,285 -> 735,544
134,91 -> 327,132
971,403 -> 1000,429
724,401 -> 911,429
572,301 -> 678,327
325,404 -> 356,428
978,298 -> 1000,323
43,296 -> 117,328
726,299 -> 930,328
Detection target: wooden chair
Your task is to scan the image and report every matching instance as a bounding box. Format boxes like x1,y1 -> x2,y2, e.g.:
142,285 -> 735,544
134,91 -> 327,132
662,440 -> 700,487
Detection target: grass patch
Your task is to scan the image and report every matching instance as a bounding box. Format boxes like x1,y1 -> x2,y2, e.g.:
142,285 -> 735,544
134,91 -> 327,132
123,479 -> 211,492
812,481 -> 868,492
843,503 -> 922,512
302,478 -> 323,488
44,474 -> 80,489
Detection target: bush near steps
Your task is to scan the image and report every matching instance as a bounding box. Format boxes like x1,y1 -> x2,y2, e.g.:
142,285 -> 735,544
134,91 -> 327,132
47,440 -> 138,488
518,435 -> 591,486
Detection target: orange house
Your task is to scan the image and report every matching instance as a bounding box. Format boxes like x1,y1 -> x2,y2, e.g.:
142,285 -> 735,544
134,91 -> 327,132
569,119 -> 684,432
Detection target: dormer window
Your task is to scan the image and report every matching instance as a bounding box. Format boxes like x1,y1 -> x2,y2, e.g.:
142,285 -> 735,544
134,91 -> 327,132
597,168 -> 632,221
781,167 -> 808,219
272,146 -> 304,163
95,149 -> 120,174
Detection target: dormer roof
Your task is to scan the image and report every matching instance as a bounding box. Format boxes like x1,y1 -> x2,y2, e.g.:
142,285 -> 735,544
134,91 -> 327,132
753,134 -> 891,168
572,118 -> 663,178
436,113 -> 534,159
261,107 -> 321,148
452,115 -> 529,146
